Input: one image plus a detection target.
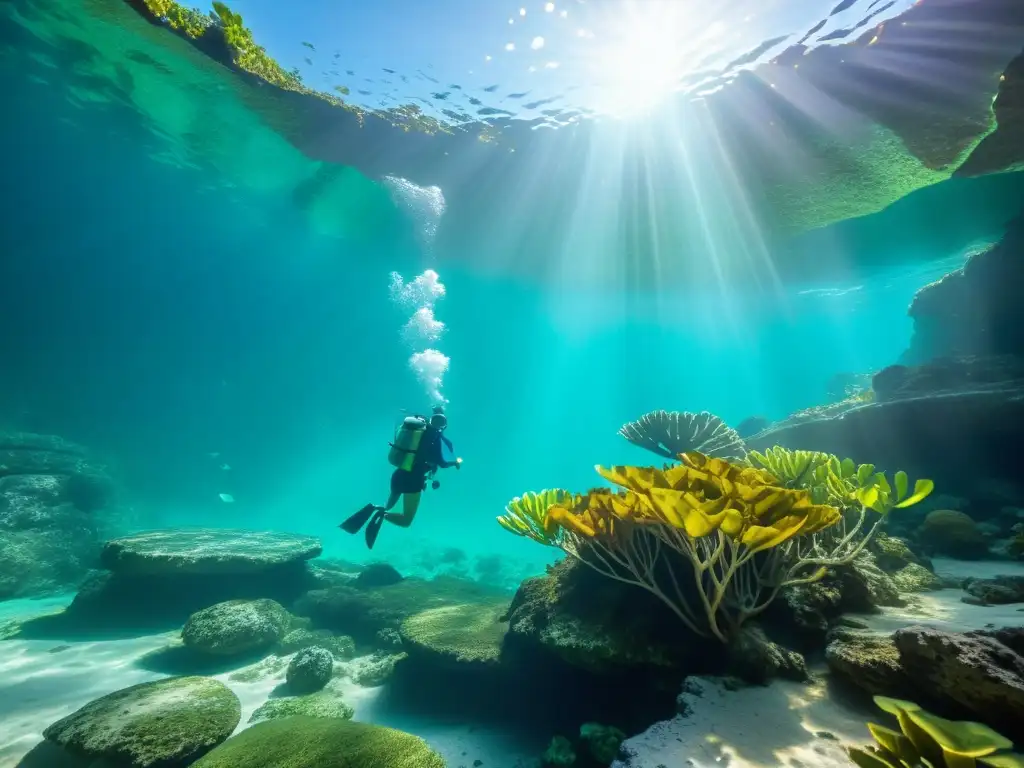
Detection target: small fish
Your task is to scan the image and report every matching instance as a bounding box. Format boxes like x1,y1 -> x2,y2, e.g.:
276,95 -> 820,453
219,493 -> 235,503
208,452 -> 221,459
221,463 -> 231,471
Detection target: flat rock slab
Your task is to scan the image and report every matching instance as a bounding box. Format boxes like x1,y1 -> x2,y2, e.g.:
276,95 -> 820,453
101,528 -> 322,575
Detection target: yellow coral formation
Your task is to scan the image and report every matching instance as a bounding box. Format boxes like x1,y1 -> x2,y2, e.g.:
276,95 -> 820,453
546,452 -> 841,553
499,443 -> 935,643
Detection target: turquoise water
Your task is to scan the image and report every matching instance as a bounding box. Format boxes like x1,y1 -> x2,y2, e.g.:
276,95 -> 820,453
1,0 -> 1023,765
0,0 -> 1015,574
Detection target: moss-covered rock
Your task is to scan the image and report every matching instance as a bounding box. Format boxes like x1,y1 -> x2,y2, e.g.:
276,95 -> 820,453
893,562 -> 943,593
352,562 -> 404,589
842,553 -> 905,610
43,676 -> 240,766
286,646 -> 334,693
191,716 -> 446,768
727,623 -> 808,685
182,598 -> 291,656
870,533 -> 929,573
503,558 -> 695,675
278,628 -> 355,659
917,509 -> 991,559
399,601 -> 509,671
542,735 -> 576,767
293,574 -> 510,643
248,691 -> 354,724
579,722 -> 626,765
963,575 -> 1024,605
824,629 -> 913,697
345,652 -> 407,687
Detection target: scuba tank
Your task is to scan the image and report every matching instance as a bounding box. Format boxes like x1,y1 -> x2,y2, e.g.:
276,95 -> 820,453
388,416 -> 427,471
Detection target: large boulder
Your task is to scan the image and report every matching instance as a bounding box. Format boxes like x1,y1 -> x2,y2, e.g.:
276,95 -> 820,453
43,676 -> 240,766
181,598 -> 292,656
963,575 -> 1024,605
825,629 -> 915,698
191,716 -> 445,768
61,529 -> 324,628
101,528 -> 322,575
893,626 -> 1024,736
286,646 -> 335,693
0,432 -> 116,600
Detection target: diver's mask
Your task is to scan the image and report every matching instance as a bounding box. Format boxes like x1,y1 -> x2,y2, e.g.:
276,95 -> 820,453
429,404 -> 447,431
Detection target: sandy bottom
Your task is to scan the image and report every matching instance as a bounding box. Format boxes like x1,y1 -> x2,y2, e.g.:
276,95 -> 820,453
1,558 -> 1020,768
0,596 -> 537,768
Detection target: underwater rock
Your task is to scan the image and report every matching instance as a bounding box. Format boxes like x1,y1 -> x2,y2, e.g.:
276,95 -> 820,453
286,645 -> 335,693
902,209 -> 1024,364
181,598 -> 291,656
893,562 -> 944,593
345,652 -> 407,687
101,528 -> 322,575
963,574 -> 1024,605
375,627 -> 404,650
248,691 -> 354,724
764,558 -> 903,649
543,735 -> 576,767
502,558 -> 695,676
399,600 -> 509,672
842,552 -> 905,609
894,625 -> 1024,736
351,562 -> 404,589
824,628 -> 914,698
292,574 -> 508,642
746,355 -> 1024,507
727,623 -> 808,685
869,532 -> 929,573
0,433 -> 117,601
191,716 -> 445,768
43,676 -> 240,767
278,628 -> 355,659
917,509 -> 991,559
579,722 -> 627,765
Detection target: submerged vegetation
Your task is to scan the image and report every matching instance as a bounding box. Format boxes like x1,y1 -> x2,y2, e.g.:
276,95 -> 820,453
498,411 -> 934,643
850,696 -> 1023,768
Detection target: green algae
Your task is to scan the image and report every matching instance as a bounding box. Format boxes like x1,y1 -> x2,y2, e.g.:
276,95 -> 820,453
248,692 -> 354,724
192,716 -> 446,768
43,676 -> 240,766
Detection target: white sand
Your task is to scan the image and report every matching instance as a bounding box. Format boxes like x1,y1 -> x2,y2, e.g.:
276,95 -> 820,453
612,673 -> 876,768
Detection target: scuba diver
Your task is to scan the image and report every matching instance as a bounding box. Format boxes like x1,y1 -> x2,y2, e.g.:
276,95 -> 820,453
340,404 -> 462,549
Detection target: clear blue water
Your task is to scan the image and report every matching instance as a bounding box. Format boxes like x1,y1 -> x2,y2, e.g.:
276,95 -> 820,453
0,0 -> 1016,577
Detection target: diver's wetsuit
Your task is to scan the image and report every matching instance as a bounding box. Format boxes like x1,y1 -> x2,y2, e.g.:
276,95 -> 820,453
390,425 -> 457,494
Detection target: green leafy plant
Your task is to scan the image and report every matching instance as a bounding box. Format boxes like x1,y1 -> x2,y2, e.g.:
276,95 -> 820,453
849,695 -> 1023,768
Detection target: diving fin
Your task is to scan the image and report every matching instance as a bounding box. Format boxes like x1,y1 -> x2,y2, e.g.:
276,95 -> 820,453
340,504 -> 377,534
364,509 -> 386,550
